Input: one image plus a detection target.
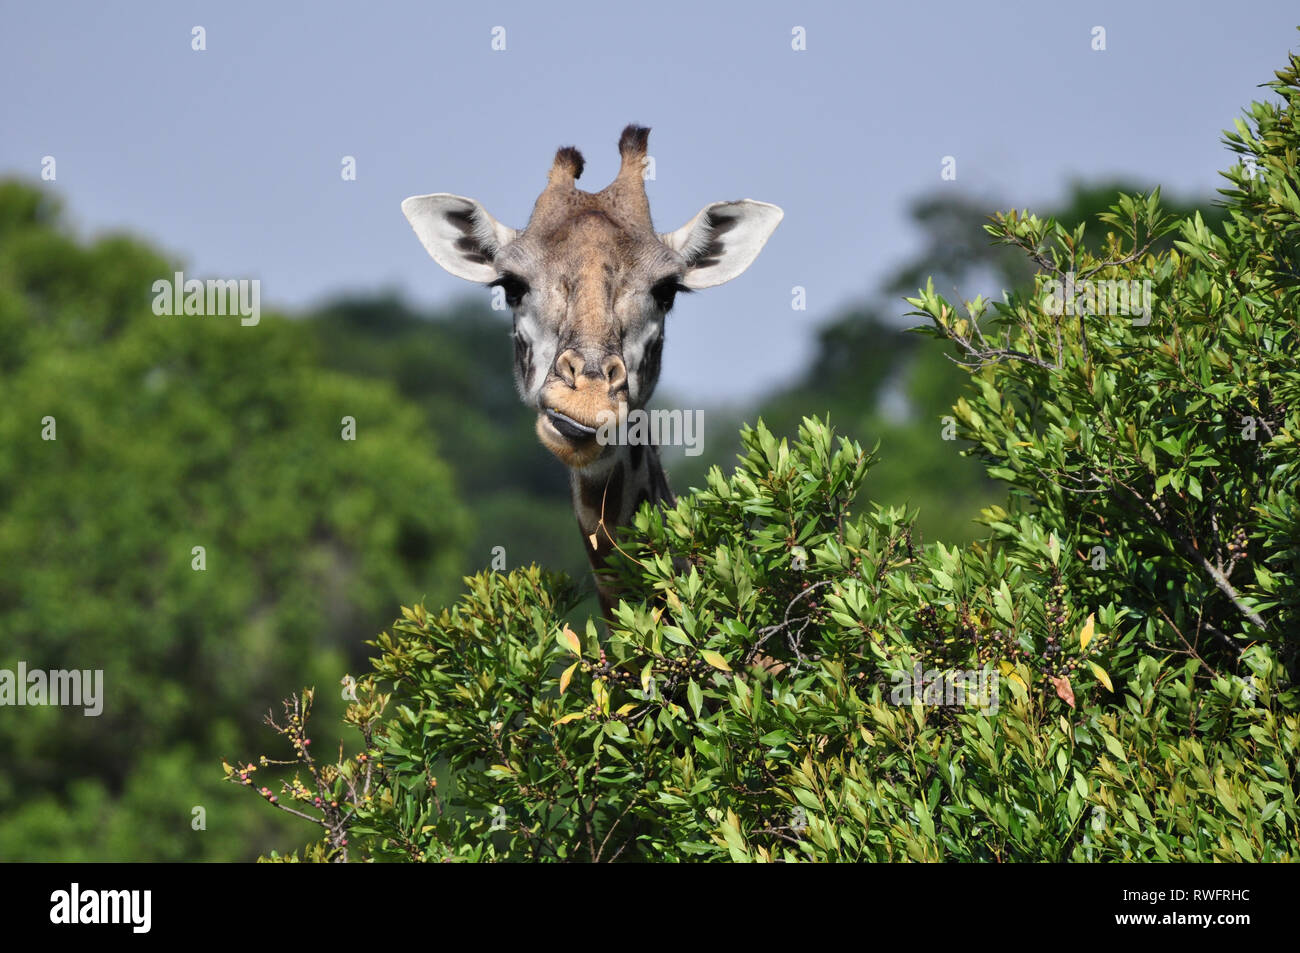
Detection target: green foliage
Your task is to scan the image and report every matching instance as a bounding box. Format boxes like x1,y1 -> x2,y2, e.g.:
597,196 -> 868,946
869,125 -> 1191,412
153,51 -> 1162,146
248,418 -> 1296,861
907,54 -> 1300,667
236,48 -> 1300,862
0,183 -> 469,859
730,183 -> 1232,548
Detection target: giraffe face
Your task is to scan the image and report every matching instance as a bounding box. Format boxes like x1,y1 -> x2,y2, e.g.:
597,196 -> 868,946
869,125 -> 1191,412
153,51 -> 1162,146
401,126 -> 783,470
491,212 -> 685,468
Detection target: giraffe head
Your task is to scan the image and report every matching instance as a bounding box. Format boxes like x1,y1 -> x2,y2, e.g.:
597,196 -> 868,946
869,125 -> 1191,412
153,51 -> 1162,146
402,125 -> 782,469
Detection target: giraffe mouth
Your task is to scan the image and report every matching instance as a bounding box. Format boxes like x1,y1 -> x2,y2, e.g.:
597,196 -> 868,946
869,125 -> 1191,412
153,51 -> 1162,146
536,407 -> 610,467
545,409 -> 599,441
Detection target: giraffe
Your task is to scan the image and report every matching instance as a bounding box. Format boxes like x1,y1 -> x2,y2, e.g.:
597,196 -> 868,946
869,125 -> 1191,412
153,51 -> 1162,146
402,125 -> 782,617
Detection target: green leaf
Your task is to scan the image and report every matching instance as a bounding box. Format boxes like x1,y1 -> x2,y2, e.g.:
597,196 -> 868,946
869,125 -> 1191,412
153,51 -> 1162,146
793,786 -> 821,811
686,679 -> 703,719
1101,731 -> 1126,763
993,581 -> 1015,623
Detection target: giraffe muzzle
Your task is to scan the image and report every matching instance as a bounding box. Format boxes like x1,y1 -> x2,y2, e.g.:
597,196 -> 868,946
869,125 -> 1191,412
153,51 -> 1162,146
536,361 -> 626,466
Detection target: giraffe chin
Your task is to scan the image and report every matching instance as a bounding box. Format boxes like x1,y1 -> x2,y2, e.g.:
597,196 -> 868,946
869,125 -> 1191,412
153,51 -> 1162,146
535,413 -> 611,468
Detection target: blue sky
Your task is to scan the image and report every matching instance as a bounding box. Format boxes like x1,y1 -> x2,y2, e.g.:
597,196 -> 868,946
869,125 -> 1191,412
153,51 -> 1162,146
3,1 -> 1296,401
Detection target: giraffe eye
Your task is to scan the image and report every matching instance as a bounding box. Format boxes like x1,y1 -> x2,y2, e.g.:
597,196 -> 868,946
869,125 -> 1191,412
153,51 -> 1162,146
650,278 -> 687,312
491,272 -> 530,308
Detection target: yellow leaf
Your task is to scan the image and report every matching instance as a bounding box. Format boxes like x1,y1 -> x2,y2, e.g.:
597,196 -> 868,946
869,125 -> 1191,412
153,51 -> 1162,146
592,679 -> 609,715
559,662 -> 578,695
1079,613 -> 1095,651
554,712 -> 585,725
559,625 -> 582,656
665,589 -> 682,611
1088,661 -> 1114,693
701,650 -> 732,672
998,659 -> 1027,689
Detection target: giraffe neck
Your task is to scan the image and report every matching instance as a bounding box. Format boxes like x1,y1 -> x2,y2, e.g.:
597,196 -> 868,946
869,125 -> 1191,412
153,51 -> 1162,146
570,441 -> 675,618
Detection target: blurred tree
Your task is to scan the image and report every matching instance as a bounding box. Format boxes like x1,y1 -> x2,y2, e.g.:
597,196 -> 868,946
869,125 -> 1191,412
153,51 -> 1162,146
307,295 -> 587,582
0,181 -> 468,859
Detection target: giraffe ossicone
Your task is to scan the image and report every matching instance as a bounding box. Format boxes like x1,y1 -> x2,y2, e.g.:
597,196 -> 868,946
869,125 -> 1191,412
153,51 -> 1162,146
402,125 -> 783,616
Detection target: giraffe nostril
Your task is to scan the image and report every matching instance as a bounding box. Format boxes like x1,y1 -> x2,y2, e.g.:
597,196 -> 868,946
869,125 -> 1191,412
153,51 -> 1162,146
554,349 -> 584,387
603,355 -> 627,393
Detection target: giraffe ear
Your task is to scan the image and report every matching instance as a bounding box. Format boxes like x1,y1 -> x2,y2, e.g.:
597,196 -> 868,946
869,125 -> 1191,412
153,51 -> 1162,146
401,193 -> 517,283
661,200 -> 783,290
